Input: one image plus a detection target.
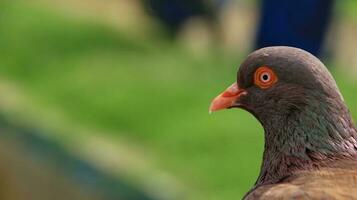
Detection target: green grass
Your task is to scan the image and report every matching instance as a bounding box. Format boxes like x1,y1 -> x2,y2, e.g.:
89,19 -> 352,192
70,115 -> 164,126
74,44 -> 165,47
338,0 -> 357,19
0,1 -> 357,200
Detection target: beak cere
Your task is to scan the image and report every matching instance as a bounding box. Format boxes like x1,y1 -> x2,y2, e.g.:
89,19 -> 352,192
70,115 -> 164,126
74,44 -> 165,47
209,82 -> 247,113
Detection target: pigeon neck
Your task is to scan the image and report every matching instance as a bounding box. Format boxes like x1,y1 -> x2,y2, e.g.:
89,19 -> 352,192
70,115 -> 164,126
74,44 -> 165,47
256,98 -> 357,186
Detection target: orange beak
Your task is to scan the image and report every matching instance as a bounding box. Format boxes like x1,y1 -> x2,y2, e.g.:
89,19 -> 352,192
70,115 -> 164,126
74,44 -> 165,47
209,82 -> 247,113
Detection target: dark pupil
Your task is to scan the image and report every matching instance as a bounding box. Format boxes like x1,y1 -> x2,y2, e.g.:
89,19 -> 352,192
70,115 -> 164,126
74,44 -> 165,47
262,74 -> 269,81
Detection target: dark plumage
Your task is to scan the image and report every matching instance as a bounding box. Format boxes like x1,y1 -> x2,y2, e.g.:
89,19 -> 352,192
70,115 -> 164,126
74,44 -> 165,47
210,46 -> 357,199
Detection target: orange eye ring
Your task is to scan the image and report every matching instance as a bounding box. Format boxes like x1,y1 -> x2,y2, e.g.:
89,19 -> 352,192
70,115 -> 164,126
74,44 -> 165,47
254,66 -> 278,89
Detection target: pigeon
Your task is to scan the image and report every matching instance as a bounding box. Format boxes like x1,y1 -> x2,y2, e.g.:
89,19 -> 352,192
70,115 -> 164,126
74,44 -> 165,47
210,46 -> 357,200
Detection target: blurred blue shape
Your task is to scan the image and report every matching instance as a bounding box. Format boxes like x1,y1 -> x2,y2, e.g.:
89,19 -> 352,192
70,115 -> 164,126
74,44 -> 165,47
256,0 -> 335,57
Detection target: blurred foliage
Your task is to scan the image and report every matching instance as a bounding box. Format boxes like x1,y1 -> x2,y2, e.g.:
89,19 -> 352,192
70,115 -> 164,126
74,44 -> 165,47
0,1 -> 356,200
339,0 -> 357,19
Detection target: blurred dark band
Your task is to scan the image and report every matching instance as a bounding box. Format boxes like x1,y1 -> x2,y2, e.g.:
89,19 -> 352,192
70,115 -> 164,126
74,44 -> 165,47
145,0 -> 226,34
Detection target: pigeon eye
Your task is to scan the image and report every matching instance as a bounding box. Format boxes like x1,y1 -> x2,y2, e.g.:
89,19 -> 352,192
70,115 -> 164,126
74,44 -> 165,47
260,72 -> 270,82
254,66 -> 278,89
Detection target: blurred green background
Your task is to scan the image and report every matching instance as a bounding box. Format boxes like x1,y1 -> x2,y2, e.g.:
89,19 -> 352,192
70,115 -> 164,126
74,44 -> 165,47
0,0 -> 356,200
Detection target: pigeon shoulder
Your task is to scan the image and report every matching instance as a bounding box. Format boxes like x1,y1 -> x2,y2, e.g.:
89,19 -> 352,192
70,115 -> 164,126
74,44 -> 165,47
244,159 -> 357,200
244,183 -> 309,200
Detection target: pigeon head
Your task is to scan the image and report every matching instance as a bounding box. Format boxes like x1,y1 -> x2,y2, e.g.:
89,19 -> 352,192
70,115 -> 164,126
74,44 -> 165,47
210,46 -> 357,185
210,46 -> 344,124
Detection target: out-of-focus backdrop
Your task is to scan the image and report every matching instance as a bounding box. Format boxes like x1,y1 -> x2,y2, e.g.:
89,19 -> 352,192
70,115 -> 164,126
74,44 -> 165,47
0,0 -> 356,200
